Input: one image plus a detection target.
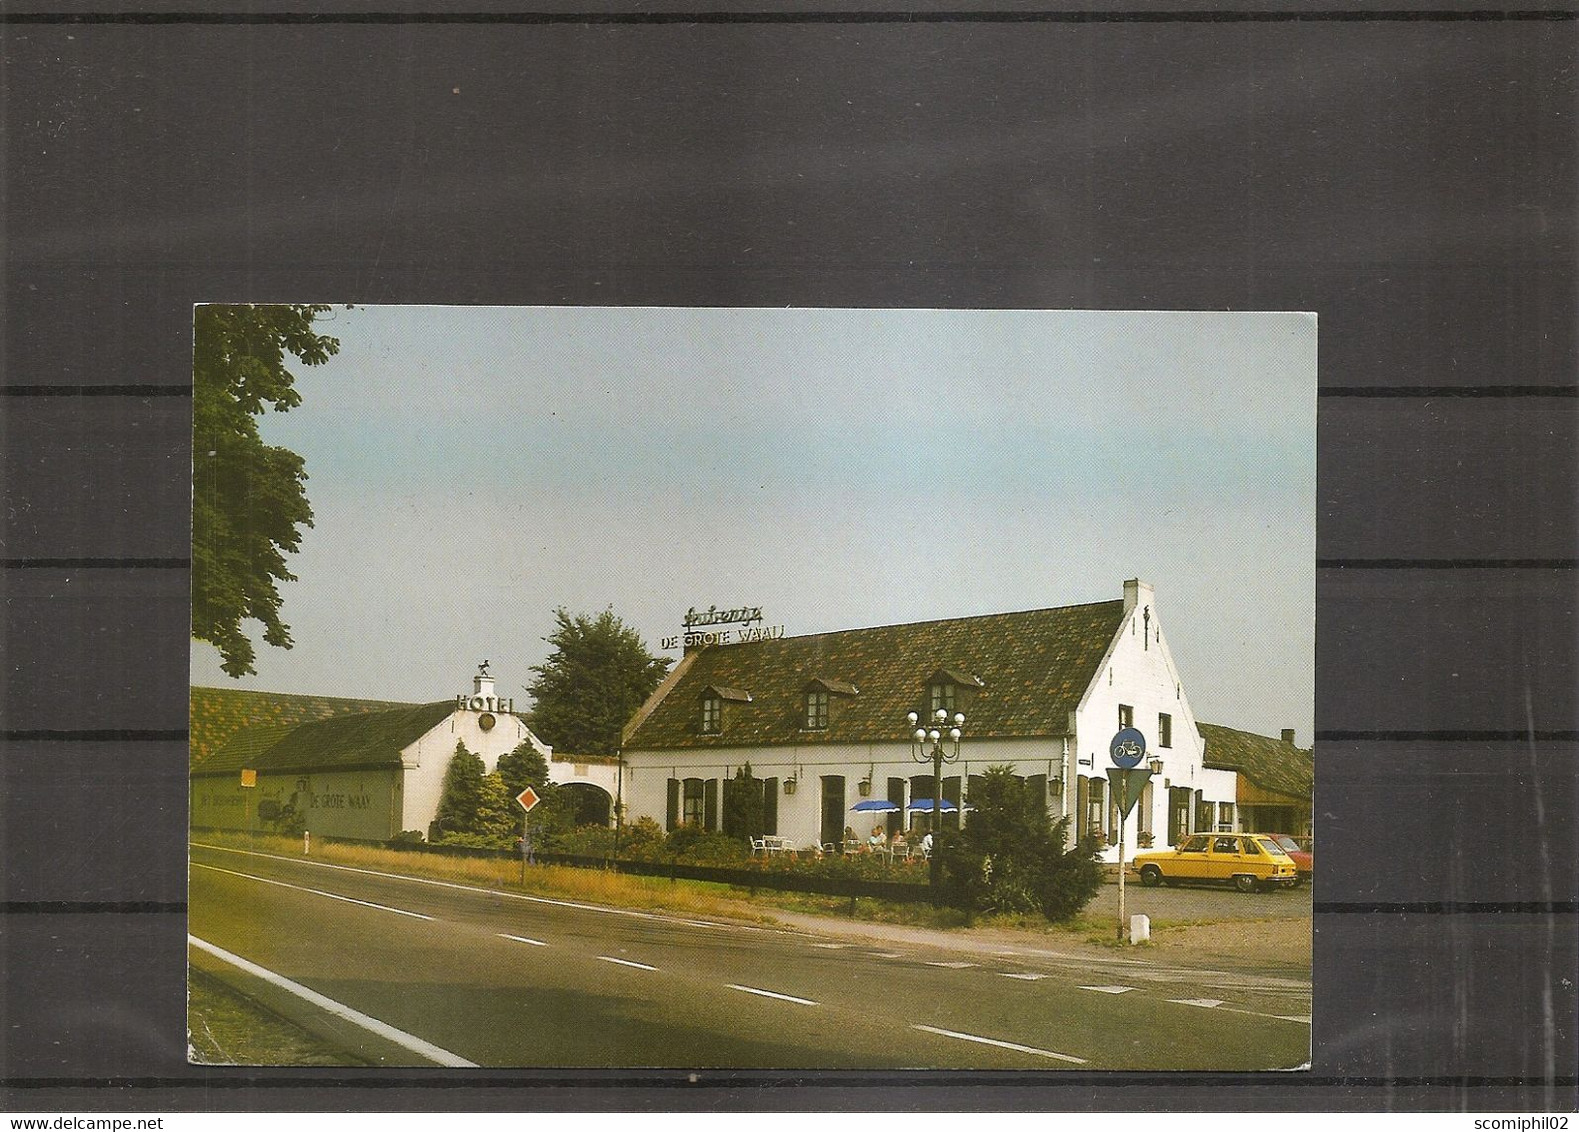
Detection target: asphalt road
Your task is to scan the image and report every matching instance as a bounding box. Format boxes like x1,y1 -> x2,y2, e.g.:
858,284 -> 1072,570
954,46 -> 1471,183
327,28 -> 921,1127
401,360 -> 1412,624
188,842 -> 1311,1071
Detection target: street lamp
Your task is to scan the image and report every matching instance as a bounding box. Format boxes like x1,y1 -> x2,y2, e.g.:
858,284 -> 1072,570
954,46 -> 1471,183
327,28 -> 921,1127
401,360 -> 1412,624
908,708 -> 964,897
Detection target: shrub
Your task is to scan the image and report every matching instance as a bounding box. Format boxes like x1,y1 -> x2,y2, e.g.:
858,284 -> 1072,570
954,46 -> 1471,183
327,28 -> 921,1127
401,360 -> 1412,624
936,766 -> 1104,922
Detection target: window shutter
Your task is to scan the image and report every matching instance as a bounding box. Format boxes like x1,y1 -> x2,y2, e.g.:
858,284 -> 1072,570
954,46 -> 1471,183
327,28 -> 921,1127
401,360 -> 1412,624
762,778 -> 778,835
704,778 -> 719,832
666,778 -> 679,831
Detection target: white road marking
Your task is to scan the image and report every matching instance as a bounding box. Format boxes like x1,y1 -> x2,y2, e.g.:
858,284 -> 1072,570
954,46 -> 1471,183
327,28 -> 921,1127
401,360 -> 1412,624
188,935 -> 476,1067
1000,972 -> 1049,981
1078,985 -> 1136,994
727,984 -> 818,1006
912,1024 -> 1086,1064
1167,997 -> 1309,1024
499,934 -> 548,947
192,862 -> 433,921
811,943 -> 848,949
597,955 -> 658,971
927,960 -> 977,969
866,951 -> 905,959
191,843 -> 734,931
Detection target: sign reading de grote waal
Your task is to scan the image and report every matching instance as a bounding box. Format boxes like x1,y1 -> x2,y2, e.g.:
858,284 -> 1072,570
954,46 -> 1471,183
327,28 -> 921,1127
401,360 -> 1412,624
661,605 -> 785,650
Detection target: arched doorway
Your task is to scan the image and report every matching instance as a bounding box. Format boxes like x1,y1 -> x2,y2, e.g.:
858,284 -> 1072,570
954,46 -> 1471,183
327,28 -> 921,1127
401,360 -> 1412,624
558,782 -> 613,827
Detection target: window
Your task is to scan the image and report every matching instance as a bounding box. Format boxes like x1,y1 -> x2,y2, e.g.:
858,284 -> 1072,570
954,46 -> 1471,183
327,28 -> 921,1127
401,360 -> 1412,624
929,682 -> 956,714
1118,703 -> 1134,728
700,694 -> 721,734
1218,801 -> 1236,831
1159,712 -> 1172,748
804,689 -> 829,730
682,778 -> 706,826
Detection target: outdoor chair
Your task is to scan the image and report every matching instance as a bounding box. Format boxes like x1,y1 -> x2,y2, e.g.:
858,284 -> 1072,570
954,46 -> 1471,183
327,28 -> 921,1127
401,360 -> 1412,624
750,837 -> 768,856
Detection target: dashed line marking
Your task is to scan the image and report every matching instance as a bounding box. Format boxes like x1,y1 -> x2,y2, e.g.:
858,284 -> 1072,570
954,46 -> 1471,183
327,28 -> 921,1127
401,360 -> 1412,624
597,955 -> 658,971
1000,972 -> 1049,981
192,862 -> 433,921
189,935 -> 476,1067
912,1024 -> 1086,1064
927,960 -> 977,969
811,943 -> 848,949
1166,998 -> 1310,1024
727,984 -> 819,1006
499,934 -> 548,947
866,951 -> 905,959
1078,985 -> 1136,994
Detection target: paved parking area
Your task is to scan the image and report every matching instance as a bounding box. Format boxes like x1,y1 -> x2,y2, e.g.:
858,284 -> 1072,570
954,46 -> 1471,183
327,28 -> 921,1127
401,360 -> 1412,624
1090,879 -> 1312,922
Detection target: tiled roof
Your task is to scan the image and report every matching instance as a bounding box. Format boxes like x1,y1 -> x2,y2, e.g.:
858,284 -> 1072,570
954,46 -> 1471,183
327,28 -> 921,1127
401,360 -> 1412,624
190,686 -> 418,768
625,601 -> 1126,750
194,701 -> 457,776
1199,722 -> 1313,800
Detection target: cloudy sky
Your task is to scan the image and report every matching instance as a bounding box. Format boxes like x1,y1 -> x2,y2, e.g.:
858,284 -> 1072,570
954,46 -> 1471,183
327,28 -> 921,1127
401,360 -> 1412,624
190,306 -> 1316,743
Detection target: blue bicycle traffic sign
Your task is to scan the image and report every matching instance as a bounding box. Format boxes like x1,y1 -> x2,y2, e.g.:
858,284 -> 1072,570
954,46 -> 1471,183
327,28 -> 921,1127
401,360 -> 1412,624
1109,727 -> 1147,769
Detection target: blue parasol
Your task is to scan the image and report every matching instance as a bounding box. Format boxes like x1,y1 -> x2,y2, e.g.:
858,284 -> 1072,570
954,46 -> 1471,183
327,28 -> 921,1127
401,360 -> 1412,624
906,798 -> 959,813
850,799 -> 901,814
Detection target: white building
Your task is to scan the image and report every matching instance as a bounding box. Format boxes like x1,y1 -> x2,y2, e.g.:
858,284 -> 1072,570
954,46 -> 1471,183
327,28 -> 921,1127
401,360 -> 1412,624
190,667 -> 620,841
621,580 -> 1247,861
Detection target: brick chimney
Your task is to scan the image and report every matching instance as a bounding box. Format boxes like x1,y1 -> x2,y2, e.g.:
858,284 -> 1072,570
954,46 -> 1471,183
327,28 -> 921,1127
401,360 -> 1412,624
1122,577 -> 1154,614
1281,728 -> 1296,744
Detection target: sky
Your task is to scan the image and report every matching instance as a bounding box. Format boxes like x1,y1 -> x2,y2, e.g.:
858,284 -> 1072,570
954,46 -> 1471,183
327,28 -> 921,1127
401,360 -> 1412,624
190,306 -> 1317,743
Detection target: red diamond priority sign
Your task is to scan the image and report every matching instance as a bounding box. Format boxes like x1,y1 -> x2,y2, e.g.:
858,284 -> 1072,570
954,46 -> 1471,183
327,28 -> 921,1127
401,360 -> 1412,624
515,786 -> 541,813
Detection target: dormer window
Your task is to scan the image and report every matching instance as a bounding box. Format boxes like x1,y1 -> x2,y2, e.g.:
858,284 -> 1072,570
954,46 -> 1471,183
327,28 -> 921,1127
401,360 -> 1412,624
805,689 -> 830,730
699,684 -> 751,735
930,682 -> 956,715
801,677 -> 857,732
926,668 -> 983,717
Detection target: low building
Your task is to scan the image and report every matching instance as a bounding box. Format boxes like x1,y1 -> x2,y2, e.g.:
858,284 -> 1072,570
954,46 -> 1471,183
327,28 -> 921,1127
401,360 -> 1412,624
189,667 -> 619,841
1199,722 -> 1315,839
620,579 -> 1268,861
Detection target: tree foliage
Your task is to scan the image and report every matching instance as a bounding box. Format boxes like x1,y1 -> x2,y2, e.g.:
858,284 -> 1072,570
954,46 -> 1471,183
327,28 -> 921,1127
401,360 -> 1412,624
525,607 -> 671,756
721,764 -> 766,843
495,741 -> 550,799
192,304 -> 341,676
936,765 -> 1104,922
430,740 -> 486,841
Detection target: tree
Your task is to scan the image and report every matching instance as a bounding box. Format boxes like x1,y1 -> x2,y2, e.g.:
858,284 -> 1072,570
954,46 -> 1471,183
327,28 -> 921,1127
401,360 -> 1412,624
721,764 -> 765,843
471,772 -> 520,847
525,607 -> 671,756
495,740 -> 550,800
936,765 -> 1104,922
496,740 -> 554,839
192,304 -> 342,677
429,740 -> 485,841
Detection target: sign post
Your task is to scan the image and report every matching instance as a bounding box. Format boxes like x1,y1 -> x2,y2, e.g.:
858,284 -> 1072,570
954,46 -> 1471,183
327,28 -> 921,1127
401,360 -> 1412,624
515,786 -> 541,884
240,769 -> 257,841
1106,729 -> 1152,943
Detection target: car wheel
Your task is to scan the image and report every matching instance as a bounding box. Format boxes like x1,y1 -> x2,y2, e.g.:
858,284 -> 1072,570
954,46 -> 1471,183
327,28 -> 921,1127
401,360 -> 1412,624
1234,874 -> 1258,894
1288,876 -> 1303,888
1139,865 -> 1162,887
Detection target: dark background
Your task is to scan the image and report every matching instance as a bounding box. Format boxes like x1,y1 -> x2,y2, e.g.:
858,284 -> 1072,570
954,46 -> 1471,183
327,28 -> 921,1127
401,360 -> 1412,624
3,2 -> 1576,1111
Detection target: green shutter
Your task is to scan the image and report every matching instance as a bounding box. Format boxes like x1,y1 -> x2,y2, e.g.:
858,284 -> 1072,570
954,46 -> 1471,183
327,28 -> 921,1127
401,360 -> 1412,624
704,778 -> 718,832
666,778 -> 679,831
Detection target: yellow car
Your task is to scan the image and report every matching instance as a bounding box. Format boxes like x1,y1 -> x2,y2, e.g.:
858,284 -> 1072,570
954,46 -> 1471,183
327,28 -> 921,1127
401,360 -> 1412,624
1131,833 -> 1299,893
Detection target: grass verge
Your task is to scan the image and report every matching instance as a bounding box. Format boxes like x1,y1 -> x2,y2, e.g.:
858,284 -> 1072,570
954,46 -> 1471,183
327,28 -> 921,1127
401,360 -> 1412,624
188,967 -> 363,1066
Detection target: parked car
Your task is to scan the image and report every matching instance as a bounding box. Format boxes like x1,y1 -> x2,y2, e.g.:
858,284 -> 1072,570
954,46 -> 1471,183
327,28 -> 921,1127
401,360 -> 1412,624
1260,833 -> 1313,885
1130,833 -> 1299,893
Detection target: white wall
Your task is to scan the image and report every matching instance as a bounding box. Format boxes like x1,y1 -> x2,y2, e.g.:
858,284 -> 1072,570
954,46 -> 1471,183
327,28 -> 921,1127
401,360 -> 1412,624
623,736 -> 1070,851
1071,580 -> 1234,860
399,709 -> 548,835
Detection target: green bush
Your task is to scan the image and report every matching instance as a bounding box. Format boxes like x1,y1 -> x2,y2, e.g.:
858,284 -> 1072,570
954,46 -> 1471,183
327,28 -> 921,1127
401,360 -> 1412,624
936,766 -> 1104,922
